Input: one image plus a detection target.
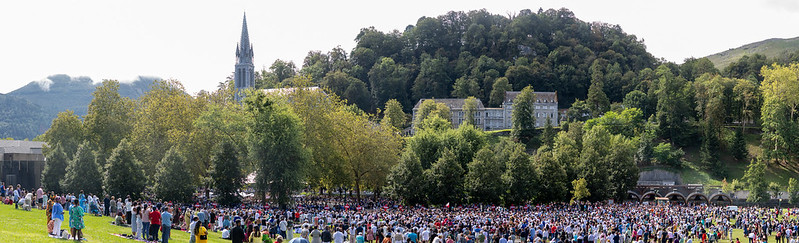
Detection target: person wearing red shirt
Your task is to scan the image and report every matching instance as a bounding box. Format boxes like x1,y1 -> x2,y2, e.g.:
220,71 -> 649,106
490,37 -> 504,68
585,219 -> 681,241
149,207 -> 162,241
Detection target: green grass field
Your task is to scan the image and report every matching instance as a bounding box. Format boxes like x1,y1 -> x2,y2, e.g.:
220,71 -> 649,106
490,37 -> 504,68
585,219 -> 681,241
0,203 -> 230,242
0,202 -> 788,243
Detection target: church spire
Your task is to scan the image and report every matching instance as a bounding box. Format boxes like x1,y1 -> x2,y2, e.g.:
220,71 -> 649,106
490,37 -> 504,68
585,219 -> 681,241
237,12 -> 253,64
235,12 -> 255,101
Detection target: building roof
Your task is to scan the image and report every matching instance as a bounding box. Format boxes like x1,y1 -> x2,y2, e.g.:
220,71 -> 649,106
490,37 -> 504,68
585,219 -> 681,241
0,140 -> 46,155
504,91 -> 557,103
412,98 -> 486,110
262,86 -> 321,96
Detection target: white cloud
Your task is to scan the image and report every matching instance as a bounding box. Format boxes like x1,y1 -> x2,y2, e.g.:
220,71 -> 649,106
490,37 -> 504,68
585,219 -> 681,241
35,78 -> 54,92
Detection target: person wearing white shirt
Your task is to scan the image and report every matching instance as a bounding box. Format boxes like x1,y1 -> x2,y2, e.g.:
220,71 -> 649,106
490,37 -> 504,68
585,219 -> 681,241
334,229 -> 345,243
221,228 -> 231,239
422,228 -> 430,243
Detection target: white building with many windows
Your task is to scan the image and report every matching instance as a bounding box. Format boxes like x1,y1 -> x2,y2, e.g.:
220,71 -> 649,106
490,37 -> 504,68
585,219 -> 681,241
412,91 -> 558,132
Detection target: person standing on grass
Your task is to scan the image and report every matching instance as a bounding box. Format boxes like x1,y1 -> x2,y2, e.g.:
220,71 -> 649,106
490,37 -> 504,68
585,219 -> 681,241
35,187 -> 43,209
131,204 -> 140,239
125,195 -> 132,225
195,216 -> 209,243
162,206 -> 173,243
69,199 -> 85,240
150,206 -> 162,242
190,216 -> 199,243
143,204 -> 152,239
103,195 -> 110,216
51,196 -> 65,237
232,219 -> 247,243
79,190 -> 87,212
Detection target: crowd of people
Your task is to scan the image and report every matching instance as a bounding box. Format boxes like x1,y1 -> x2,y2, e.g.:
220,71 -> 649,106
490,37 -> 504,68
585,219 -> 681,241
3,182 -> 799,243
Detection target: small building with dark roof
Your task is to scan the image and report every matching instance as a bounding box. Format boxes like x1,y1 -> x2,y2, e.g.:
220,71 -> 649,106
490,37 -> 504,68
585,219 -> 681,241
0,140 -> 46,190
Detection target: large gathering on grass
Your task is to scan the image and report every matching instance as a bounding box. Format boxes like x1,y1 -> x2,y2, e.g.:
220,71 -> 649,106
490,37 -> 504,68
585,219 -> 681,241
6,4 -> 799,243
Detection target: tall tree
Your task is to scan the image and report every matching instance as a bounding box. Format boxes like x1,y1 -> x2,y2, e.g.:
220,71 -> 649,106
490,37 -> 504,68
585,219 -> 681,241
270,59 -> 298,83
210,141 -> 244,206
570,178 -> 590,203
386,151 -> 427,205
327,107 -> 402,202
655,64 -> 695,146
41,145 -> 68,194
489,77 -> 512,107
452,77 -> 481,98
425,149 -> 465,205
465,148 -> 506,204
369,57 -> 411,111
382,99 -> 406,130
732,78 -> 759,133
587,62 -> 610,117
760,63 -> 799,163
541,118 -> 555,148
246,92 -> 310,208
104,139 -> 146,199
462,97 -> 478,126
743,159 -> 769,203
42,110 -> 84,159
500,140 -> 538,205
412,55 -> 451,101
131,79 -> 200,177
153,147 -> 195,202
788,178 -> 799,204
62,142 -> 103,195
535,145 -> 569,202
511,86 -> 537,144
84,80 -> 134,159
578,126 -> 612,201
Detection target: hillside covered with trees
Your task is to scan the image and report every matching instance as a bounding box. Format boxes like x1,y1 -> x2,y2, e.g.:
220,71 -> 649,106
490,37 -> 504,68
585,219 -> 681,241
255,8 -> 659,112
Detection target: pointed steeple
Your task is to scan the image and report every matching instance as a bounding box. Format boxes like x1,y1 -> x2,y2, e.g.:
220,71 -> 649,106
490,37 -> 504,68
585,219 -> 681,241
235,12 -> 256,102
240,13 -> 250,54
237,12 -> 253,64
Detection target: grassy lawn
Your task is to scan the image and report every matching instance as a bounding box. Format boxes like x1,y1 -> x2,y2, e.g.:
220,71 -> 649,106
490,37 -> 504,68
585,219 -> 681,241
0,203 -> 230,242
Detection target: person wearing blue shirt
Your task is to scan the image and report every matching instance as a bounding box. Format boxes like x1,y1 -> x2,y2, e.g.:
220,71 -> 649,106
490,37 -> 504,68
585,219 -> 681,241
408,230 -> 418,243
161,207 -> 173,243
51,196 -> 65,237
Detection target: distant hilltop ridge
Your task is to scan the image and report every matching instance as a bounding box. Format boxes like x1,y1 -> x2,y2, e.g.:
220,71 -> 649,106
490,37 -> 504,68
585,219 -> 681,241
704,36 -> 799,69
0,74 -> 158,140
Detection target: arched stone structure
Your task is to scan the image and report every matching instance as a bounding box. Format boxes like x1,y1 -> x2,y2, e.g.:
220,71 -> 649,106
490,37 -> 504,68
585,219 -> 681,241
686,192 -> 709,204
627,191 -> 642,202
665,191 -> 686,203
641,191 -> 661,202
709,193 -> 733,204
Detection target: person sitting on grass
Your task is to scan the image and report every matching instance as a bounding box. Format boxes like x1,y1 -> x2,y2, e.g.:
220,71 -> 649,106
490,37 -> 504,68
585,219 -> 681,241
114,212 -> 128,226
22,192 -> 33,211
222,226 -> 231,239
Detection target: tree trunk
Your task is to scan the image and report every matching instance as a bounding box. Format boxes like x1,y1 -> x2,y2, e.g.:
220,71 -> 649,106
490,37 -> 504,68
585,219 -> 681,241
355,178 -> 361,205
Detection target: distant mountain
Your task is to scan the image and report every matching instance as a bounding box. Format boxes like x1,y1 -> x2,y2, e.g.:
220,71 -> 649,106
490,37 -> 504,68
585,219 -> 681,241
705,36 -> 799,70
0,75 -> 157,140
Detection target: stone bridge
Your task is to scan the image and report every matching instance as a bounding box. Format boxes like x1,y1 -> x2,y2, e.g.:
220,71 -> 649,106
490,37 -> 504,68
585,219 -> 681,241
626,184 -> 733,204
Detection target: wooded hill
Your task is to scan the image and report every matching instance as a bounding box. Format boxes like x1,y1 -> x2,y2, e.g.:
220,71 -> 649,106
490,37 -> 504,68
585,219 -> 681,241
257,8 -> 659,112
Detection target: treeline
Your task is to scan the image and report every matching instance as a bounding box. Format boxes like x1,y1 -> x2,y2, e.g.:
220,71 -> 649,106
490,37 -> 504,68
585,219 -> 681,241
39,78 -> 404,208
253,8 -> 658,113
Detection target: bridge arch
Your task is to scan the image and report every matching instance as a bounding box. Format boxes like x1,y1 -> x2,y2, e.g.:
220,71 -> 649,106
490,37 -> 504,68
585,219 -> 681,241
686,192 -> 709,204
627,191 -> 642,202
641,191 -> 661,202
709,193 -> 733,204
665,191 -> 686,203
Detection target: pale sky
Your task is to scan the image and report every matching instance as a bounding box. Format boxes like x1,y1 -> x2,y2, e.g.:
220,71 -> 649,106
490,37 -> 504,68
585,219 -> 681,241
2,0 -> 799,94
